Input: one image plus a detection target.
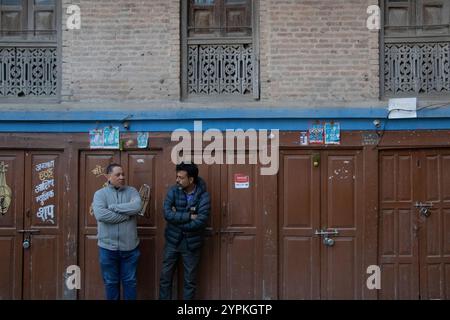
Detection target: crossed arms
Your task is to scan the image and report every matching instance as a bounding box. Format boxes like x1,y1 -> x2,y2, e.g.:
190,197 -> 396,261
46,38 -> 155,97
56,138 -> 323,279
93,189 -> 142,224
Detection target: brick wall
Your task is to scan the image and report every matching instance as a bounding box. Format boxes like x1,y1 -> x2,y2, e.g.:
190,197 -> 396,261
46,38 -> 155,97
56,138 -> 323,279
259,0 -> 380,103
61,0 -> 379,104
61,0 -> 180,101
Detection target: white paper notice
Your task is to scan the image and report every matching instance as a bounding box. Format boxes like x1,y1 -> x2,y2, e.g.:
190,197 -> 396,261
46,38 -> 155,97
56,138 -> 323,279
388,98 -> 417,119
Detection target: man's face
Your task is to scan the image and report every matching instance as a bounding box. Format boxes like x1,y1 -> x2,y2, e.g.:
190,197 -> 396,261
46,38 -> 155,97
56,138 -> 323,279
176,170 -> 193,190
108,166 -> 125,188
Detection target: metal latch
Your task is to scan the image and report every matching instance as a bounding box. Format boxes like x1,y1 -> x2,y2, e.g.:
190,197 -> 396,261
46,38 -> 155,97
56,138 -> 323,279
414,202 -> 433,217
315,229 -> 339,236
315,229 -> 339,247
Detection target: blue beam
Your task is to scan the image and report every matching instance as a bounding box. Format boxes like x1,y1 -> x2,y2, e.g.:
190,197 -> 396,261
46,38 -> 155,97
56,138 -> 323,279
1,118 -> 450,132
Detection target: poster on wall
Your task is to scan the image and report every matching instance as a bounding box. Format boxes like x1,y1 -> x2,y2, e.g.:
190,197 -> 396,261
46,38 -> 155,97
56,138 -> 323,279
137,132 -> 149,149
89,129 -> 104,149
308,123 -> 324,144
324,122 -> 340,145
103,127 -> 120,149
89,127 -> 120,149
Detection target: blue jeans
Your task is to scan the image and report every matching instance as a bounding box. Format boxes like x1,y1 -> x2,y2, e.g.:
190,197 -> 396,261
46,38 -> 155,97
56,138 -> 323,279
99,246 -> 140,300
159,239 -> 201,300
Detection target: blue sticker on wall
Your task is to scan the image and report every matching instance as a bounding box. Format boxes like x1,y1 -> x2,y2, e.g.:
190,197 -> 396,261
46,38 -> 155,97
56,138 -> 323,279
309,124 -> 324,144
324,122 -> 340,145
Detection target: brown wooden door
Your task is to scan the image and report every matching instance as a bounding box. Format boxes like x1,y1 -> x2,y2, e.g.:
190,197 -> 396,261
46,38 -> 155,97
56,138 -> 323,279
418,149 -> 450,299
122,151 -> 164,299
0,151 -> 24,299
279,150 -> 363,299
379,149 -> 450,300
79,150 -> 163,299
379,150 -> 420,299
219,163 -> 263,299
194,163 -> 221,299
195,161 -> 263,299
23,151 -> 65,299
0,151 -> 65,299
79,151 -> 120,299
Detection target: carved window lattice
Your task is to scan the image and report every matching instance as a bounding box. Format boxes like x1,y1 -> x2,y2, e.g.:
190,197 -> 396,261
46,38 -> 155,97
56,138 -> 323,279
0,47 -> 57,97
188,44 -> 253,95
384,42 -> 450,95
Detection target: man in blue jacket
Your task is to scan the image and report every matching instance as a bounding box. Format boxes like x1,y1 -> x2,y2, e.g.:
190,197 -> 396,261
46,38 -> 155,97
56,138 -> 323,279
159,162 -> 211,300
92,163 -> 142,300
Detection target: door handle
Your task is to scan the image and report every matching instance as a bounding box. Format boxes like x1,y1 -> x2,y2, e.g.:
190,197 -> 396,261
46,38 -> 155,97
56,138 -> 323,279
17,229 -> 40,234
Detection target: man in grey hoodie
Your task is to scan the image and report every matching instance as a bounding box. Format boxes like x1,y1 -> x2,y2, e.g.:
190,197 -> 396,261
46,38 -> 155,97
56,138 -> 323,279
92,163 -> 142,300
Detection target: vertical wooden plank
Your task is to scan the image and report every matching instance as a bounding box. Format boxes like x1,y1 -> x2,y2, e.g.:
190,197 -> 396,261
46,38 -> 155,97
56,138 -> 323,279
78,151 -> 119,300
278,151 -> 320,299
23,151 -> 64,299
362,145 -> 379,299
0,151 -> 24,299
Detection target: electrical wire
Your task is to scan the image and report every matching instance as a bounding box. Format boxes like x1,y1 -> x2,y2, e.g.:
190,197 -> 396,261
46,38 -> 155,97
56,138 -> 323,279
373,102 -> 450,149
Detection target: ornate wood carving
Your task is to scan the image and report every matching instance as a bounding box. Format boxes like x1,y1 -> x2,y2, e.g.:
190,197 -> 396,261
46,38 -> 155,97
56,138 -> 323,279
188,44 -> 253,95
0,47 -> 57,97
384,42 -> 450,95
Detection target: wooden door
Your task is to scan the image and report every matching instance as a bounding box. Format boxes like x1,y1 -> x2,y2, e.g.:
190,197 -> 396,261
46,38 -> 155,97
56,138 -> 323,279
0,151 -> 65,299
79,151 -> 120,299
122,151 -> 163,300
379,150 -> 420,299
379,149 -> 450,299
320,151 -> 363,299
195,160 -> 264,299
0,151 -> 24,299
279,150 -> 364,299
194,163 -> 221,299
79,150 -> 163,300
279,151 -> 320,299
23,151 -> 65,299
418,149 -> 450,299
219,162 -> 263,299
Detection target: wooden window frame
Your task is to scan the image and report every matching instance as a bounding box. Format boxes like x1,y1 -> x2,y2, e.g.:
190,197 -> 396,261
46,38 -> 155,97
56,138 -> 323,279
381,0 -> 450,98
0,0 -> 61,102
181,0 -> 260,101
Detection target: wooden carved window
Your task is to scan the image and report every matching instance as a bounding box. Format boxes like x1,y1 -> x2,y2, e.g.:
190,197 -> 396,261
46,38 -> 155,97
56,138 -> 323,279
383,0 -> 450,97
0,0 -> 59,99
182,0 -> 258,99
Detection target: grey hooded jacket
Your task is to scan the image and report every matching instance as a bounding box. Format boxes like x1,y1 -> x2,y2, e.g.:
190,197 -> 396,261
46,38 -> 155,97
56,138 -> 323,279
92,183 -> 142,251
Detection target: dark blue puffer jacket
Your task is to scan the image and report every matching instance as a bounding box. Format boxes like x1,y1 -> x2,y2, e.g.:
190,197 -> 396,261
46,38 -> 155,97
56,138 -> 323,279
163,177 -> 211,250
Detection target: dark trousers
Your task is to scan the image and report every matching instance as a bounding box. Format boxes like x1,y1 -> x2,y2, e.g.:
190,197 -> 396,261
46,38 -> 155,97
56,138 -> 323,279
99,246 -> 140,300
159,239 -> 201,300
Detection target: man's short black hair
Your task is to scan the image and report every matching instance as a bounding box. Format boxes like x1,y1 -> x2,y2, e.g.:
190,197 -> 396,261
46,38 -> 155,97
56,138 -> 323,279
176,162 -> 199,184
106,163 -> 122,174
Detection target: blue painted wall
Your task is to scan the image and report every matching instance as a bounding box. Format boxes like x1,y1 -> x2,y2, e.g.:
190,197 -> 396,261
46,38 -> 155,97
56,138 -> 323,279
1,107 -> 450,132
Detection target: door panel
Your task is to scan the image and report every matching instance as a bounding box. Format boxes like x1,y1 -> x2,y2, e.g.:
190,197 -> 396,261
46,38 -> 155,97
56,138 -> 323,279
23,152 -> 64,299
79,151 -> 119,299
279,152 -> 320,299
0,152 -> 24,299
279,150 -> 363,299
379,151 -> 420,299
122,151 -> 162,300
379,149 -> 450,300
220,163 -> 262,299
79,151 -> 164,300
196,164 -> 221,299
419,150 -> 450,299
321,151 -> 363,299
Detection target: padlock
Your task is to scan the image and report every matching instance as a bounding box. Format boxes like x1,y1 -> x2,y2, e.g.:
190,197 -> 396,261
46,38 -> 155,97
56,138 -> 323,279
23,238 -> 30,249
323,237 -> 335,247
